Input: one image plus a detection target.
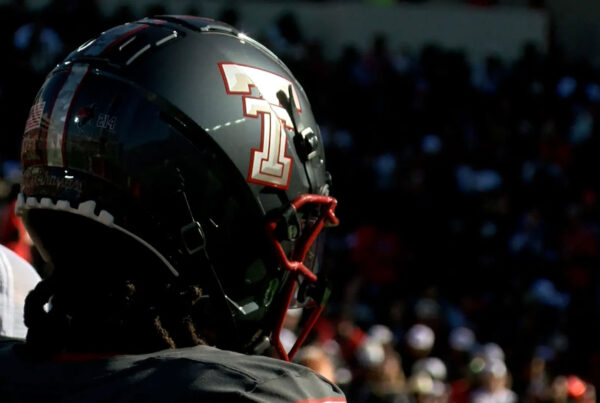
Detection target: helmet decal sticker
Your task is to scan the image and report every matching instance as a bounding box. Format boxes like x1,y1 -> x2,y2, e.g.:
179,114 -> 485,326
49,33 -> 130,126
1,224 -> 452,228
96,113 -> 117,132
24,101 -> 45,134
219,62 -> 301,190
45,63 -> 90,168
22,101 -> 46,166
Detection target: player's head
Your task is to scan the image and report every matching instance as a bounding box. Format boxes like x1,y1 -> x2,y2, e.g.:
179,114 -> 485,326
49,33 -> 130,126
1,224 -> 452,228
18,16 -> 337,360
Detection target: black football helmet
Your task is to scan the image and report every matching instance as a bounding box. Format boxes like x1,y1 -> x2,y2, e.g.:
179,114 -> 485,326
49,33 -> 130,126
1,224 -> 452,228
17,16 -> 338,360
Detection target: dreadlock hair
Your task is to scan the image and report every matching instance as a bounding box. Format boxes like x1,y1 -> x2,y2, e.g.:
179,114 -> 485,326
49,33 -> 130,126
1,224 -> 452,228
22,209 -> 211,355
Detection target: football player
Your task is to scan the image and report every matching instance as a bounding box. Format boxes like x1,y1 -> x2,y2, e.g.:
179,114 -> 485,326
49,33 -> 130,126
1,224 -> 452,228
0,15 -> 345,402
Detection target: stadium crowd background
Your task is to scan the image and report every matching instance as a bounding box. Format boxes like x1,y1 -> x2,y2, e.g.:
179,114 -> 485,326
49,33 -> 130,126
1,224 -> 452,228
0,0 -> 599,401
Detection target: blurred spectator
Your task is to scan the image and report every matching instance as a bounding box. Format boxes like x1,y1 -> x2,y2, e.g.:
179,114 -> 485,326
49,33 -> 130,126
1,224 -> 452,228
295,344 -> 337,384
470,359 -> 517,403
412,357 -> 448,383
406,324 -> 435,356
407,371 -> 449,403
548,375 -> 596,403
13,15 -> 63,75
448,327 -> 476,355
403,323 -> 436,378
0,161 -> 33,264
264,12 -> 306,63
354,337 -> 409,403
447,327 -> 477,403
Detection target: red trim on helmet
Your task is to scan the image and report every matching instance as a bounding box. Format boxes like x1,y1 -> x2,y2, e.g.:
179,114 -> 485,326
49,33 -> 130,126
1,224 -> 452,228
266,194 -> 338,361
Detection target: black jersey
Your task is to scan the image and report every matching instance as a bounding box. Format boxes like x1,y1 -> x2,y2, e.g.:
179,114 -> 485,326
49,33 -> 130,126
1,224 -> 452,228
0,337 -> 346,402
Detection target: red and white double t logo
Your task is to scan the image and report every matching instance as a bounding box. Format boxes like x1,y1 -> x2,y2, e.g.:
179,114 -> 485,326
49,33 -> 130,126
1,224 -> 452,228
219,63 -> 301,190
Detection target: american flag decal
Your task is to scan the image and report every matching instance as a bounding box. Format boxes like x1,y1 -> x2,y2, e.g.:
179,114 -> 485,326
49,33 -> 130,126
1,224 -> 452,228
24,101 -> 45,133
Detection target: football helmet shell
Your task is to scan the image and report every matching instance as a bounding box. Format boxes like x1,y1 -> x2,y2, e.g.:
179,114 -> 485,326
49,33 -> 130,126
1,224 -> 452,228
17,16 -> 337,359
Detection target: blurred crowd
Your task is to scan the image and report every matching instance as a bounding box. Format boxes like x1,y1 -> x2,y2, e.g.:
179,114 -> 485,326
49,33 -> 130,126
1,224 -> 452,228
0,0 -> 599,402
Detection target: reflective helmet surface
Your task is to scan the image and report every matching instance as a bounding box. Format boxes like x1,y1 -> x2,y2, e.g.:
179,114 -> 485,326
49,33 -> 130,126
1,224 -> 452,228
17,16 -> 337,359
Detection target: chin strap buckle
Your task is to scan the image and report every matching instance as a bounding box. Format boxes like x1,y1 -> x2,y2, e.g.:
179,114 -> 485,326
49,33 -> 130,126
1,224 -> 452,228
181,220 -> 206,255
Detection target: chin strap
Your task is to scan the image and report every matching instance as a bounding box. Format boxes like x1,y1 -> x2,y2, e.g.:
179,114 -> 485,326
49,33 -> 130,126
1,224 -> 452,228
266,194 -> 338,361
175,171 -> 242,351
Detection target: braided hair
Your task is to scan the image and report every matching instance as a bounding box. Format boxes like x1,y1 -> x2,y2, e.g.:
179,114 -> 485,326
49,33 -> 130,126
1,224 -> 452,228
24,275 -> 208,354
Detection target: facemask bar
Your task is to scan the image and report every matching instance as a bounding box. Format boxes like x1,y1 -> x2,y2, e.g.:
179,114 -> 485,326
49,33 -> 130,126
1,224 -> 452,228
265,194 -> 338,361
